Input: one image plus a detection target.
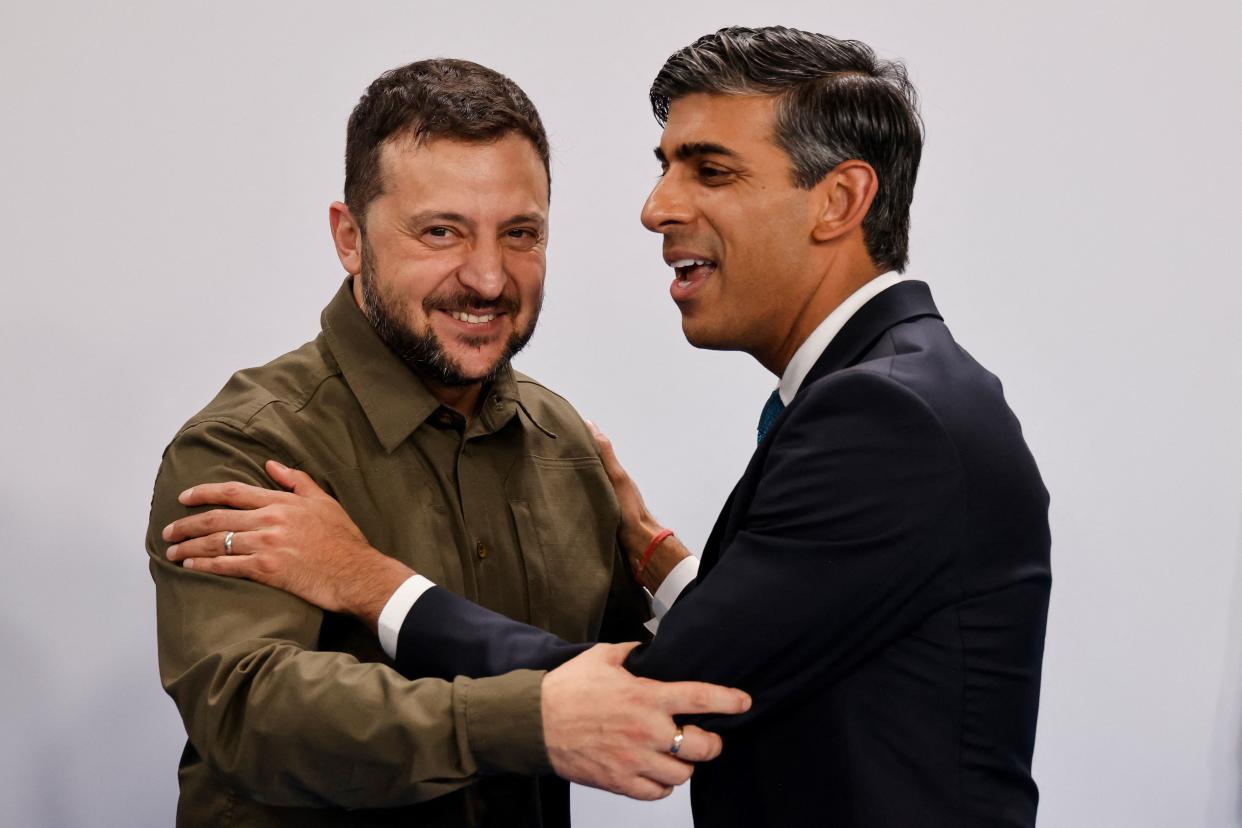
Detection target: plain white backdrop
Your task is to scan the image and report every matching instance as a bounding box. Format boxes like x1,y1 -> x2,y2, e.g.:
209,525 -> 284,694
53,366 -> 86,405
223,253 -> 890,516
2,1 -> 1240,825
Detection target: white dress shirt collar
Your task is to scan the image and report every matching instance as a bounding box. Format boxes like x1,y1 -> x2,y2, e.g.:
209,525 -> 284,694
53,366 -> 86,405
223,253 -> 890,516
777,271 -> 904,405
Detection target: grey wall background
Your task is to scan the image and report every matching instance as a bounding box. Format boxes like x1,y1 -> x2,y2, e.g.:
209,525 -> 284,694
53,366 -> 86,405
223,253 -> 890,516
1,1 -> 1239,825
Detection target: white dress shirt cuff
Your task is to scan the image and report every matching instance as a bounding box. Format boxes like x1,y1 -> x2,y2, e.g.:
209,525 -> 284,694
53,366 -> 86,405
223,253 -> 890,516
377,574 -> 437,660
643,555 -> 701,635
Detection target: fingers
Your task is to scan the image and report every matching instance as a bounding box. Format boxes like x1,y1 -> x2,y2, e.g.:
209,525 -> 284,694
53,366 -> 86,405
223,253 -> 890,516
179,481 -> 284,510
651,679 -> 752,718
584,419 -> 604,441
585,421 -> 629,484
167,529 -> 260,562
666,725 -> 721,763
265,460 -> 326,498
622,778 -> 676,802
639,753 -> 695,787
182,552 -> 257,579
162,508 -> 267,543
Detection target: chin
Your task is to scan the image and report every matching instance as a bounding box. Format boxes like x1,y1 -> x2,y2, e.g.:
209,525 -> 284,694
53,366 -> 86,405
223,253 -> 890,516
679,317 -> 735,352
447,352 -> 506,381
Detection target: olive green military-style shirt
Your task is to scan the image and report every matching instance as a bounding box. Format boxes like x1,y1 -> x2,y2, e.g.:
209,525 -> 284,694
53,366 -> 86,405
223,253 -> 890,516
147,279 -> 649,827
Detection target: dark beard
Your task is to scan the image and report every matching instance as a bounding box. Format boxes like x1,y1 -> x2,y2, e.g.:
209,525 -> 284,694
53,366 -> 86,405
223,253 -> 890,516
357,238 -> 538,388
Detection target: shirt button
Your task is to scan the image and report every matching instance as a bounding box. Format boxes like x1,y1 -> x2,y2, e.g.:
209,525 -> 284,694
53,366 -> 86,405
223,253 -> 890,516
476,542 -> 489,560
492,395 -> 503,408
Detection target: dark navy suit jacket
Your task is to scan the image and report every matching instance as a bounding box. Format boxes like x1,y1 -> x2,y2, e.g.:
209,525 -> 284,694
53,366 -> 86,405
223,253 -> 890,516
395,281 -> 1051,827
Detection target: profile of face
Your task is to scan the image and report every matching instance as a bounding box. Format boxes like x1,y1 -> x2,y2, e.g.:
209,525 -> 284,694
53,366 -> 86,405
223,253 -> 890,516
641,94 -> 827,362
333,132 -> 549,388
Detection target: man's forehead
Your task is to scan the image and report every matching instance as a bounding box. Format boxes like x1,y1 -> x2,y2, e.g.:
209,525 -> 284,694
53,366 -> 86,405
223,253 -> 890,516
376,133 -> 549,211
656,93 -> 780,157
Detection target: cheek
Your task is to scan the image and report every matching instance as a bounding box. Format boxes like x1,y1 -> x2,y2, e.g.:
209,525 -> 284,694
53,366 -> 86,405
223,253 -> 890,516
735,200 -> 808,270
506,254 -> 546,301
389,256 -> 462,303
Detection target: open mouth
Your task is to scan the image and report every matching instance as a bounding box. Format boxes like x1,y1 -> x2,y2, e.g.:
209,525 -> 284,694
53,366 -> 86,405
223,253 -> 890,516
670,258 -> 718,289
447,310 -> 498,325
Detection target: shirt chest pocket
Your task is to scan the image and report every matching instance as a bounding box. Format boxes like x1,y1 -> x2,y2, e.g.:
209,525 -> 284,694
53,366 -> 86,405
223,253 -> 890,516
505,455 -> 620,643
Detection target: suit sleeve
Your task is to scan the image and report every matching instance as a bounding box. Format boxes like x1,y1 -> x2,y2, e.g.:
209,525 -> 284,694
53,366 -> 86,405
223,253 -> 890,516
148,420 -> 551,809
389,543 -> 645,678
395,587 -> 589,680
625,371 -> 964,729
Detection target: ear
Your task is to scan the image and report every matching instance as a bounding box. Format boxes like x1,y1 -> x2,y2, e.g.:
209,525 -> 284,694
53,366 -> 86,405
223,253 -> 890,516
329,201 -> 363,275
810,160 -> 879,243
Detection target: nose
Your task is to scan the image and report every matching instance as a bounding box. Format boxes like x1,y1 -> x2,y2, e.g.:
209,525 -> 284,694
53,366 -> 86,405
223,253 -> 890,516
640,172 -> 693,234
457,237 -> 506,300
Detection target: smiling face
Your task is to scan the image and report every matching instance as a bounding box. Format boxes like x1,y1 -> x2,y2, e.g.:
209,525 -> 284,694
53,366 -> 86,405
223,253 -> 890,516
641,93 -> 827,368
338,132 -> 548,390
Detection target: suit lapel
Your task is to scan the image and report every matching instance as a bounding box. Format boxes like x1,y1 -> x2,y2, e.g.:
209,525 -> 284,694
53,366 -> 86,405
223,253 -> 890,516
698,281 -> 943,576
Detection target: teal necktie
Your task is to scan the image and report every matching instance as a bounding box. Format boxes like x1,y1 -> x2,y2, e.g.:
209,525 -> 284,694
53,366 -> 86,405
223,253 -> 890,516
757,389 -> 785,444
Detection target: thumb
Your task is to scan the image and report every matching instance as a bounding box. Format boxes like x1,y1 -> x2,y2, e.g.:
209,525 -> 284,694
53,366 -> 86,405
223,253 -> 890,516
266,460 -> 324,497
591,640 -> 642,666
586,422 -> 626,482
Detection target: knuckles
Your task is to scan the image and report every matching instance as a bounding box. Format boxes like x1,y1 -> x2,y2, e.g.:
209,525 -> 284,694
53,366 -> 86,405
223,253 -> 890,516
255,555 -> 282,577
266,504 -> 291,526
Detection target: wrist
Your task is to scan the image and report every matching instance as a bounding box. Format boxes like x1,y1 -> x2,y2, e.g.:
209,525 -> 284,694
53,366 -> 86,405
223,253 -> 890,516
633,530 -> 688,593
346,550 -> 416,631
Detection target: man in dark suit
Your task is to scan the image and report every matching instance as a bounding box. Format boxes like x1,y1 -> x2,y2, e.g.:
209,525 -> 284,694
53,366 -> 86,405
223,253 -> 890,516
167,26 -> 1050,826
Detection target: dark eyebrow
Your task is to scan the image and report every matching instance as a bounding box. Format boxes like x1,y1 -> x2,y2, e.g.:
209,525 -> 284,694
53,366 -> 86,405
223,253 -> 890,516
499,213 -> 546,230
406,211 -> 473,229
654,142 -> 739,165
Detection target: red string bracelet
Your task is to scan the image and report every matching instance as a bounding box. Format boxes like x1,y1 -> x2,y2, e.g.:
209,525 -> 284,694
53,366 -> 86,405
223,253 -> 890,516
635,529 -> 674,582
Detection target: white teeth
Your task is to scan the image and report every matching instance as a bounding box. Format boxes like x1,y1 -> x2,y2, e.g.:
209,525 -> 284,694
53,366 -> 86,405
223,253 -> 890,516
450,311 -> 496,324
669,258 -> 714,268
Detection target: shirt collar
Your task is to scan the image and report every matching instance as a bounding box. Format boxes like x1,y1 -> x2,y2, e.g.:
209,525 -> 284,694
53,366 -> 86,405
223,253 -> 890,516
320,279 -> 551,452
777,271 -> 904,405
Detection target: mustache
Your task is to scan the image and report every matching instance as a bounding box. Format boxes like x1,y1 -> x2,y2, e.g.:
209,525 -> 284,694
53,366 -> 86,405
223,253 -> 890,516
423,290 -> 520,315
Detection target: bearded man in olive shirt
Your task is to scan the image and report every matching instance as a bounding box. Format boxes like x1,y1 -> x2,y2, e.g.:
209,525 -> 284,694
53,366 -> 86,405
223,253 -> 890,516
148,59 -> 748,827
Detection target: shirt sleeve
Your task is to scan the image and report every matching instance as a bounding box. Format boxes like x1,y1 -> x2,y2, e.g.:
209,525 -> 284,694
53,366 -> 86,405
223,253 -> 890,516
644,555 -> 700,635
148,419 -> 552,808
379,574 -> 438,659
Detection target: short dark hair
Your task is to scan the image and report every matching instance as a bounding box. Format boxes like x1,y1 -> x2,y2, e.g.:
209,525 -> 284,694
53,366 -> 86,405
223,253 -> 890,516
344,58 -> 550,226
650,27 -> 923,273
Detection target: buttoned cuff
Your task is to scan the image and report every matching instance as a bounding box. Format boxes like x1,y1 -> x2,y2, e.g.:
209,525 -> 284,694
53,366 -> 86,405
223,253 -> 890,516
457,669 -> 552,776
378,574 -> 436,659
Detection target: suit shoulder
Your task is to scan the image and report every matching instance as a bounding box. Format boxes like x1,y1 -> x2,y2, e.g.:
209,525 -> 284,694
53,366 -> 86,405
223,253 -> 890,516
798,367 -> 951,433
785,368 -> 964,477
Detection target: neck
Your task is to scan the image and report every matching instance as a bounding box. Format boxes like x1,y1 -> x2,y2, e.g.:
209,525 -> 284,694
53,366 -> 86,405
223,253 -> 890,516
419,374 -> 486,419
758,258 -> 881,377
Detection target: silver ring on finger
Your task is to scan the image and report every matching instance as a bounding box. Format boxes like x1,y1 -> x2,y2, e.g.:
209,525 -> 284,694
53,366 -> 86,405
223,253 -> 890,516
224,531 -> 236,555
669,727 -> 684,755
